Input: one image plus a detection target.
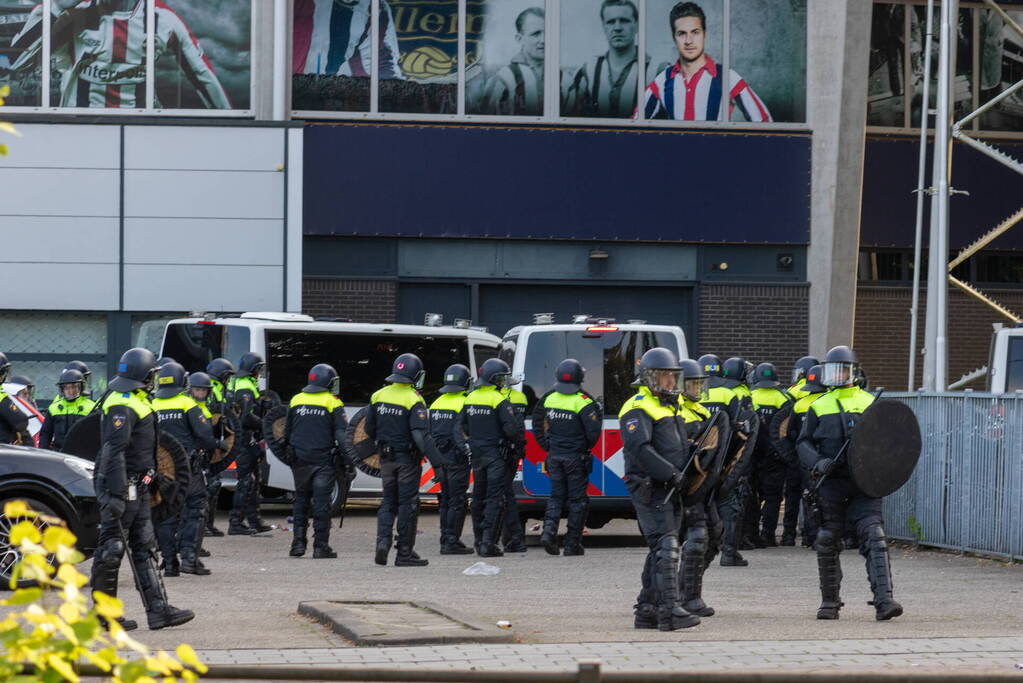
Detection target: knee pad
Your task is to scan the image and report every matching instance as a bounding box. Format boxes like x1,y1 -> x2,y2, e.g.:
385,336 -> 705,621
94,537 -> 125,569
814,528 -> 840,554
684,525 -> 708,553
656,534 -> 680,562
860,524 -> 887,554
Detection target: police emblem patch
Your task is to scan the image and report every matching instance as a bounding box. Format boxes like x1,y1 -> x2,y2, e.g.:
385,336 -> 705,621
112,415 -> 125,430
625,418 -> 638,432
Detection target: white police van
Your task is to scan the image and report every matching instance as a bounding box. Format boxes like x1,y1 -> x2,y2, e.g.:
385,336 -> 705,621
501,315 -> 689,527
158,312 -> 501,507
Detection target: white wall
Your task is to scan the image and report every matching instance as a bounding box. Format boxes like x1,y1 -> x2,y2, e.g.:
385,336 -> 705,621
1,123 -> 302,313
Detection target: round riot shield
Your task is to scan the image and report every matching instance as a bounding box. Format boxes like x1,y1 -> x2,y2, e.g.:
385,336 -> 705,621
262,404 -> 289,459
848,399 -> 922,498
769,403 -> 796,461
211,411 -> 240,466
718,408 -> 759,496
345,406 -> 381,478
263,389 -> 283,408
61,411 -> 102,461
682,411 -> 730,506
150,432 -> 191,524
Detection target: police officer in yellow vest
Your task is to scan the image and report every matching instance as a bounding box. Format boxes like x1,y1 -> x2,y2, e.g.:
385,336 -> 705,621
152,362 -> 221,577
777,355 -> 819,545
40,368 -> 95,450
92,348 -> 193,632
620,348 -> 701,632
228,352 -> 272,535
797,346 -> 903,621
203,358 -> 236,537
429,364 -> 474,555
367,353 -> 444,567
749,363 -> 793,546
784,363 -> 827,547
185,371 -> 219,559
500,376 -> 529,554
788,356 -> 819,401
532,359 -> 602,556
455,358 -> 519,558
64,360 -> 94,396
0,352 -> 30,445
284,363 -> 349,559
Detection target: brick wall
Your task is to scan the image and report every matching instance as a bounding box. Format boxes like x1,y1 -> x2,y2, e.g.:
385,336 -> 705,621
855,285 -> 1023,391
302,279 -> 397,323
697,283 -> 810,379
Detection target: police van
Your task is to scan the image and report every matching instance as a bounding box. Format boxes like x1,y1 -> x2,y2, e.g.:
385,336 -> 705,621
501,316 -> 689,528
158,312 -> 501,507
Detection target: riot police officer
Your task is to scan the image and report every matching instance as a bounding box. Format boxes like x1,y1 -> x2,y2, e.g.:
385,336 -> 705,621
698,354 -> 748,567
721,356 -> 760,549
749,362 -> 792,546
92,348 -> 193,631
788,356 -> 819,401
228,352 -> 272,535
0,352 -> 30,445
204,358 -> 236,537
455,358 -> 518,558
284,363 -> 349,559
64,360 -> 94,396
784,364 -> 827,547
500,376 -> 529,553
152,362 -> 220,577
429,364 -> 474,555
39,369 -> 95,451
532,359 -> 602,556
185,371 -> 219,558
676,358 -> 719,617
620,348 -> 701,632
797,345 -> 902,621
778,356 -> 819,545
366,353 -> 443,566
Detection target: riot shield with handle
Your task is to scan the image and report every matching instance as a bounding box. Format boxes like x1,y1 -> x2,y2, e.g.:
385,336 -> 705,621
262,404 -> 289,463
150,432 -> 191,525
209,411 -> 241,476
61,411 -> 102,461
716,406 -> 759,497
344,406 -> 382,478
847,399 -> 922,498
768,402 -> 796,463
680,410 -> 731,506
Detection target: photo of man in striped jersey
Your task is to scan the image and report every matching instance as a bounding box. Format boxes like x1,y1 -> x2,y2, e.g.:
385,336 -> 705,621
477,6 -> 544,116
642,1 -> 770,122
9,0 -> 231,109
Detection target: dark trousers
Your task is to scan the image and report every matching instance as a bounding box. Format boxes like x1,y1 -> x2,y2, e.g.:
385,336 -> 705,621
205,473 -> 222,530
542,452 -> 590,547
741,464 -> 762,539
817,477 -> 884,545
156,463 -> 207,563
470,452 -> 506,546
376,452 -> 422,555
292,460 -> 336,548
437,457 -> 471,546
758,455 -> 787,539
631,487 -> 683,610
231,442 -> 262,525
91,490 -> 169,616
501,451 -> 525,547
714,488 -> 743,555
781,459 -> 803,537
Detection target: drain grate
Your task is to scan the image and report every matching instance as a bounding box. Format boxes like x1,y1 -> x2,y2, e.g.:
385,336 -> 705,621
298,600 -> 516,646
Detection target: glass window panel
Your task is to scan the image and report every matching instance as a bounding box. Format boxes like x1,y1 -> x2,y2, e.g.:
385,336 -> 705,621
908,5 -> 973,127
1007,338 -> 1023,393
465,0 -> 547,116
1,0 -> 42,106
292,0 -> 374,112
0,313 -> 107,355
379,0 -> 459,114
729,0 -> 805,123
559,0 -> 649,119
642,0 -> 723,121
153,0 -> 251,110
979,6 -> 1023,131
868,3 -> 906,127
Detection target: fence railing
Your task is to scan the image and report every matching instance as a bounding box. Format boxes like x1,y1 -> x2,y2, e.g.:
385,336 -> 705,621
883,392 -> 1023,561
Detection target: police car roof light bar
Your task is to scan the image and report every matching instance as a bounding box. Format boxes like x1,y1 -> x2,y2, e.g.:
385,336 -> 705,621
533,313 -> 555,325
424,313 -> 443,327
572,314 -> 590,323
453,319 -> 472,329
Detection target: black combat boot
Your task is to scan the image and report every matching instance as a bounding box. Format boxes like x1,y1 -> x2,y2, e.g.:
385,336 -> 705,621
654,541 -> 700,631
761,529 -> 778,547
719,547 -> 748,567
780,531 -> 797,546
162,556 -> 180,578
681,543 -> 714,617
562,544 -> 585,556
248,518 -> 273,533
313,545 -> 338,559
540,525 -> 560,556
227,514 -> 255,535
179,552 -> 211,576
863,527 -> 903,621
633,602 -> 658,630
290,527 -> 308,557
136,551 -> 195,630
375,536 -> 391,566
816,551 -> 844,620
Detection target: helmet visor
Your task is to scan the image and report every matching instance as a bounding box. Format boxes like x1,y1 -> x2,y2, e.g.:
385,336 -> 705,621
61,383 -> 82,400
189,386 -> 210,401
414,370 -> 425,390
791,367 -> 806,384
821,361 -> 857,387
683,377 -> 709,402
329,376 -> 341,395
645,368 -> 683,396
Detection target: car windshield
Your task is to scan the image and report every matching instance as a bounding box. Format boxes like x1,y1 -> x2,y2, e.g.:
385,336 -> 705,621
162,323 -> 251,373
519,329 -> 682,413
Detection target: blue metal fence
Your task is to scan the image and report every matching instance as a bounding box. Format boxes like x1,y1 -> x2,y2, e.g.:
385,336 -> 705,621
884,392 -> 1023,560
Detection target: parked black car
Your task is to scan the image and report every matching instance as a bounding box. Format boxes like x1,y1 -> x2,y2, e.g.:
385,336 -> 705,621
0,445 -> 100,587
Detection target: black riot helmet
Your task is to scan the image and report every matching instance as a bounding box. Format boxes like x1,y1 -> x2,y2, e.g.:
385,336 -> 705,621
440,364 -> 472,394
156,356 -> 177,367
386,353 -> 425,388
821,345 -> 859,388
304,363 -> 340,394
697,354 -> 723,378
855,366 -> 869,390
0,352 -> 10,383
206,357 -> 236,384
64,360 -> 92,394
791,356 -> 819,384
155,361 -> 188,399
802,365 -> 827,394
109,347 -> 159,393
9,375 -> 35,402
554,358 -> 585,394
237,352 -> 266,378
57,368 -> 86,400
679,358 -> 709,402
635,347 -> 684,400
751,362 -> 781,389
187,371 -> 213,401
478,358 -> 512,388
721,357 -> 748,385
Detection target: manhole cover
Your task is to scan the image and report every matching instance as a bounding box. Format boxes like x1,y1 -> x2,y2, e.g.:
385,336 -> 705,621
298,600 -> 516,646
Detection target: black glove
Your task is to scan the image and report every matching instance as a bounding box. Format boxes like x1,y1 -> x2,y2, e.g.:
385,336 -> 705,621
216,439 -> 230,452
668,470 -> 687,491
811,457 -> 833,478
99,494 -> 125,519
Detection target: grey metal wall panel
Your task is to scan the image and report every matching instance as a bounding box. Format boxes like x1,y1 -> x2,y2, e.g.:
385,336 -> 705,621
123,218 -> 282,265
124,126 -> 284,171
6,124 -> 119,169
122,265 -> 283,311
2,217 -> 119,263
123,170 -> 284,219
0,168 -> 118,217
2,264 -> 119,310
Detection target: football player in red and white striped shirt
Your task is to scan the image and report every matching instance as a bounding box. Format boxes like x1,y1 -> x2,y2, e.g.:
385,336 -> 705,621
642,2 -> 771,122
